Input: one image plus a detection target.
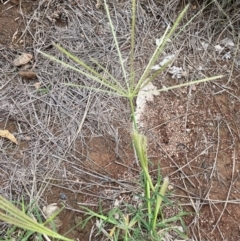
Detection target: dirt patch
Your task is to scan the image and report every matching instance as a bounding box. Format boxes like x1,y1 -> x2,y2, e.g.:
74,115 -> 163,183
0,1 -> 21,46
0,0 -> 38,47
141,76 -> 240,240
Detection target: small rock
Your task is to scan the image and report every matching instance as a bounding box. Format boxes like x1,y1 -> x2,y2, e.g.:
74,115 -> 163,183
60,193 -> 67,200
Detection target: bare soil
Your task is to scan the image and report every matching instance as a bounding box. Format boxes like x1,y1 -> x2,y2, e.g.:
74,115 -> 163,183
0,0 -> 240,240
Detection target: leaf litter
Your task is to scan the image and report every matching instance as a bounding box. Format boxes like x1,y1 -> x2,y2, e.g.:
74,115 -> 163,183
0,130 -> 18,145
13,53 -> 33,67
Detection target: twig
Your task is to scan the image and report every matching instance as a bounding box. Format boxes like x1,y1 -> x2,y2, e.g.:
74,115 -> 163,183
210,120 -> 220,179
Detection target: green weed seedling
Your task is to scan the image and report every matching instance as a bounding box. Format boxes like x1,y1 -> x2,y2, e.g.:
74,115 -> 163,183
37,84 -> 51,94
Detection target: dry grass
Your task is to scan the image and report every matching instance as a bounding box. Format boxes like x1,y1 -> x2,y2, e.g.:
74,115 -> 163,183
0,0 -> 240,240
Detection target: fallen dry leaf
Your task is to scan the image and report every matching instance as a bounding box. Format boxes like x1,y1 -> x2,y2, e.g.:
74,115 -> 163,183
191,84 -> 197,91
34,82 -> 41,89
96,0 -> 101,8
192,5 -> 197,10
43,203 -> 60,218
13,53 -> 33,67
0,130 -> 18,145
19,70 -> 37,80
43,203 -> 62,231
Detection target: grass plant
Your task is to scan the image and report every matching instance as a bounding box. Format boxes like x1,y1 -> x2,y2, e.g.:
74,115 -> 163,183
0,195 -> 73,241
39,1 -> 221,239
0,0 -> 223,240
3,198 -> 45,241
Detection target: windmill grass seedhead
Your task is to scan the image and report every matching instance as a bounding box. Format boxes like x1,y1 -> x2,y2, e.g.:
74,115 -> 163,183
39,1 -> 222,109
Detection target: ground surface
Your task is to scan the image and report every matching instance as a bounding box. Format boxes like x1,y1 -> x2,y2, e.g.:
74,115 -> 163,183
0,0 -> 240,240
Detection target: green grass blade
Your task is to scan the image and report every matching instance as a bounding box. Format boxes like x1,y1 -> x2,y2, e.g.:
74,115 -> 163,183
80,206 -> 118,226
0,198 -> 37,224
104,0 -> 129,90
89,57 -> 126,91
53,43 -> 126,93
140,59 -> 173,91
132,131 -> 154,191
0,196 -> 73,241
135,25 -> 170,94
151,177 -> 169,233
144,176 -> 152,223
158,211 -> 191,226
135,5 -> 189,93
132,75 -> 223,99
21,230 -> 35,241
130,0 -> 136,91
53,43 -> 121,89
0,211 -> 72,241
39,51 -> 126,96
156,75 -> 223,93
